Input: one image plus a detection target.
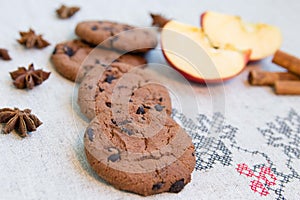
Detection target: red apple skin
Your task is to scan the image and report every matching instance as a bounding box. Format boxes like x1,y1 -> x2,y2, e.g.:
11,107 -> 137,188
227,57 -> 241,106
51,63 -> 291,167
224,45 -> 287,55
161,38 -> 251,84
160,19 -> 251,84
200,12 -> 206,28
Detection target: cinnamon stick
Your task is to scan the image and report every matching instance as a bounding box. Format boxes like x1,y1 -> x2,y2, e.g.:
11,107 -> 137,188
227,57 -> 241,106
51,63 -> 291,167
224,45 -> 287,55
274,81 -> 300,95
272,50 -> 300,76
248,70 -> 300,86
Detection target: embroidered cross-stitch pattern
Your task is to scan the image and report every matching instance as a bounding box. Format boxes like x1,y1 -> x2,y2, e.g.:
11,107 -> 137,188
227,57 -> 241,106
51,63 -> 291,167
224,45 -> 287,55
172,109 -> 300,199
172,109 -> 238,171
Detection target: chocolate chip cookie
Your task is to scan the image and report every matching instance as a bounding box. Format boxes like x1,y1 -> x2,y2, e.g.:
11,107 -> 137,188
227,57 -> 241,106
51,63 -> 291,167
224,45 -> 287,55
51,40 -> 146,82
78,63 -> 172,120
75,21 -> 158,53
80,63 -> 195,196
84,112 -> 195,196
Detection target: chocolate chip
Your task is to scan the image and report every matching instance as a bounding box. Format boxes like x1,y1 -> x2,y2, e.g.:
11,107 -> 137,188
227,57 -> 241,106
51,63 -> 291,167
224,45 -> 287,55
159,97 -> 163,102
95,59 -> 100,64
99,87 -> 104,92
111,119 -> 117,124
169,179 -> 185,193
105,102 -> 111,108
121,128 -> 133,135
104,75 -> 116,83
136,106 -> 145,114
91,26 -> 98,31
129,99 -> 133,102
103,26 -> 113,31
117,85 -> 127,89
118,119 -> 131,125
108,153 -> 120,162
192,152 -> 195,157
63,46 -> 74,56
107,147 -> 121,162
142,104 -> 151,109
87,128 -> 94,142
152,182 -> 164,190
154,104 -> 164,112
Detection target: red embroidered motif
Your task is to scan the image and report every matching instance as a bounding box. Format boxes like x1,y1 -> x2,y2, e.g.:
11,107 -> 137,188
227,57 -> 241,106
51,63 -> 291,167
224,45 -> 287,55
259,166 -> 277,186
250,180 -> 269,196
236,163 -> 254,177
236,163 -> 277,196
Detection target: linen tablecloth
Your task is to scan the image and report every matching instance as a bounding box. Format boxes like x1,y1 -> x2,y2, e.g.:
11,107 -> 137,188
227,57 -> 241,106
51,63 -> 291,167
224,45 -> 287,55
0,0 -> 299,199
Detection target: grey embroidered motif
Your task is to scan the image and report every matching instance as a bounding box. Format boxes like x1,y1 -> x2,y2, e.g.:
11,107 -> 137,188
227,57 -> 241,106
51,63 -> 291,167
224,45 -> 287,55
172,109 -> 237,170
256,109 -> 300,199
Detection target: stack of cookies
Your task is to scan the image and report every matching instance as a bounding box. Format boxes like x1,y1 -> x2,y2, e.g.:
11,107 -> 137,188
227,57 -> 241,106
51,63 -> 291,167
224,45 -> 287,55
51,20 -> 157,82
52,20 -> 196,196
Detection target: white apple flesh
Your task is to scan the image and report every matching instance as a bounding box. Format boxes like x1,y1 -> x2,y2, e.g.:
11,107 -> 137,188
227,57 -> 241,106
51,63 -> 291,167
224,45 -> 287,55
201,11 -> 282,61
161,20 -> 250,83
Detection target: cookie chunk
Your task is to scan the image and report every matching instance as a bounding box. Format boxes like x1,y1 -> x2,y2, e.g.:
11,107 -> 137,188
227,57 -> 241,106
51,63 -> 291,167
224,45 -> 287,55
84,113 -> 195,196
78,64 -> 172,120
75,21 -> 158,53
51,40 -> 146,82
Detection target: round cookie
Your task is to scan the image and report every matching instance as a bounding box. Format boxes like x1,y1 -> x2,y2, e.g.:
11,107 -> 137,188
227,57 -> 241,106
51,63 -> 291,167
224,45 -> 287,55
84,112 -> 195,196
75,21 -> 158,53
78,63 -> 172,120
51,39 -> 147,82
78,62 -> 136,120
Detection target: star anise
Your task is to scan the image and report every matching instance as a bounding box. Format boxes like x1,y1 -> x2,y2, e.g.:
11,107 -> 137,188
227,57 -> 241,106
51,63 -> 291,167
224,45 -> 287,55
0,48 -> 11,60
0,107 -> 42,138
56,4 -> 80,19
10,63 -> 51,89
150,13 -> 170,28
17,29 -> 50,49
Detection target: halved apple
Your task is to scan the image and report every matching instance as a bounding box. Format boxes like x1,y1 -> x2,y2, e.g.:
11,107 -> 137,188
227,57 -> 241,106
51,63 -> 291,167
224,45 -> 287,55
201,11 -> 282,61
161,20 -> 250,83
